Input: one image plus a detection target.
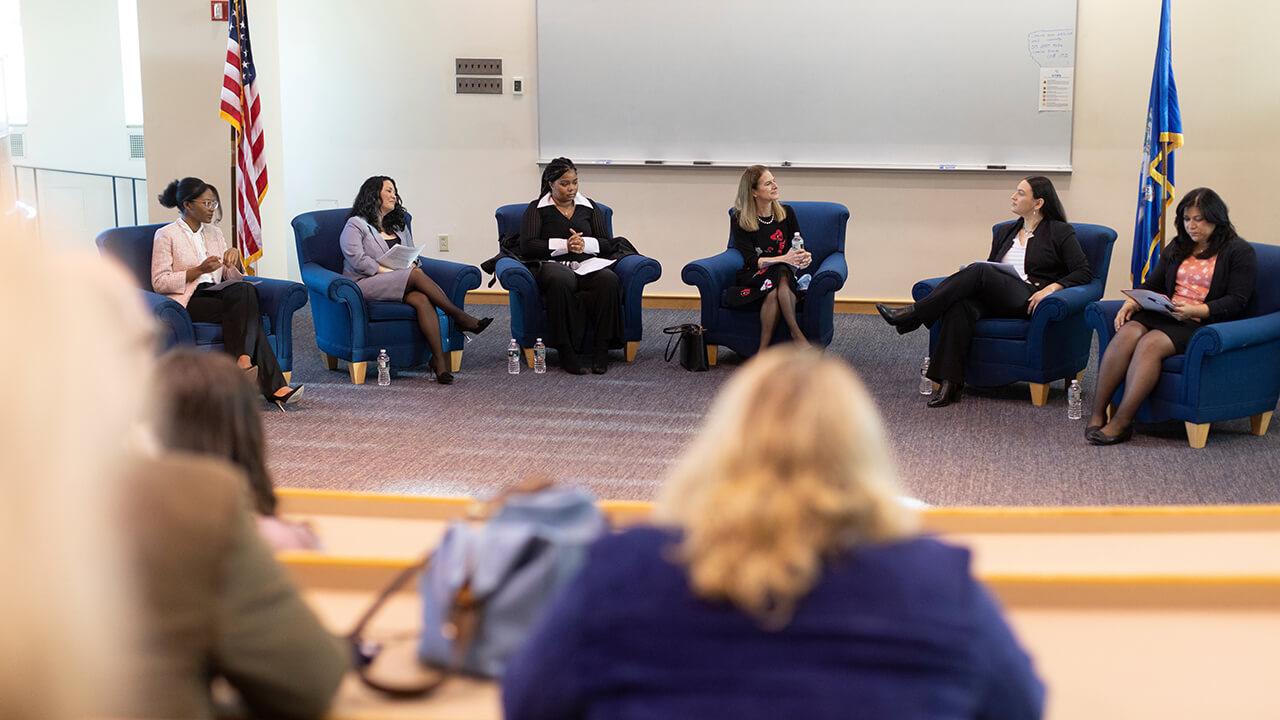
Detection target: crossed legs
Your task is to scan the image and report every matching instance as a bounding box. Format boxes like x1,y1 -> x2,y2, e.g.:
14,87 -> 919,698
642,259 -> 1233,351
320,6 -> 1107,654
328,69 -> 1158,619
402,267 -> 484,375
758,271 -> 806,352
1089,321 -> 1177,439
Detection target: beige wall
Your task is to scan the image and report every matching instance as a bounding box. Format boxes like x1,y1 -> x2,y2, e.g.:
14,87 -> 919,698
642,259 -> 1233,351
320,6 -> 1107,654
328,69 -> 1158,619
137,0 -> 1280,298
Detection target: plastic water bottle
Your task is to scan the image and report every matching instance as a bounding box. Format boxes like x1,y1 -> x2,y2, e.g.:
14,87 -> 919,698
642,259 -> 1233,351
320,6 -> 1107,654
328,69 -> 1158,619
377,348 -> 390,386
533,338 -> 547,374
1068,379 -> 1083,420
919,356 -> 933,395
791,232 -> 804,252
507,339 -> 520,375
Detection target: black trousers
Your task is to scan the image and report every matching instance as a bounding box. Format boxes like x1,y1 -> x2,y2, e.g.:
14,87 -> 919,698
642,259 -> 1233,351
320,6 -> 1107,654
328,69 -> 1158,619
915,264 -> 1034,384
534,263 -> 622,351
186,281 -> 286,397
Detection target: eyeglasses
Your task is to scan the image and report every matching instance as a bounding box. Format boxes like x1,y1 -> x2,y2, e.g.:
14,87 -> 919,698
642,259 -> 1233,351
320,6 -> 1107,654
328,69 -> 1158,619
195,200 -> 219,210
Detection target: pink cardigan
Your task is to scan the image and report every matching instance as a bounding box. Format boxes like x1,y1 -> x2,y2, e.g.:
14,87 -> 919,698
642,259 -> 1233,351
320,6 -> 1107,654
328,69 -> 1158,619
151,220 -> 244,307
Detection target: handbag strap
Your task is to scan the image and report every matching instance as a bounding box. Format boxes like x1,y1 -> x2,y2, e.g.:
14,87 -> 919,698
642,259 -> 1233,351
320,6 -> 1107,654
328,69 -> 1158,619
349,475 -> 556,698
662,324 -> 701,363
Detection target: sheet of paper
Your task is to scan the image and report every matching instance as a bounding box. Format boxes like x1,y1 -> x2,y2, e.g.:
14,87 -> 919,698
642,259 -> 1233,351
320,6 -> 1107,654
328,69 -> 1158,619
1122,289 -> 1176,315
561,257 -> 617,276
1039,67 -> 1073,112
378,243 -> 422,270
970,261 -> 1024,281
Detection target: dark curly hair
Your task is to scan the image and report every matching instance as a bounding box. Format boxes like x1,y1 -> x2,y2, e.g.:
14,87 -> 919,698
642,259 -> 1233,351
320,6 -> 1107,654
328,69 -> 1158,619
347,176 -> 407,233
1167,187 -> 1238,264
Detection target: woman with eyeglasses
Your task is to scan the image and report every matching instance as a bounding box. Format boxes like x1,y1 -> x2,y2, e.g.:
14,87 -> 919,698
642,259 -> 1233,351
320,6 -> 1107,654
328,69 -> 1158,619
151,177 -> 303,410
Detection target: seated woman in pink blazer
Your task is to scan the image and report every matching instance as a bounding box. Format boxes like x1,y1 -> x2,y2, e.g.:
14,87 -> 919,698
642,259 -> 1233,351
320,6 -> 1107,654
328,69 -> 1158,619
150,177 -> 303,410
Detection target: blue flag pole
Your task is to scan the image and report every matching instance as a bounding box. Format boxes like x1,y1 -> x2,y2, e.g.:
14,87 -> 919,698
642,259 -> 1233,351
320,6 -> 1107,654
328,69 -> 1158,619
1131,0 -> 1183,287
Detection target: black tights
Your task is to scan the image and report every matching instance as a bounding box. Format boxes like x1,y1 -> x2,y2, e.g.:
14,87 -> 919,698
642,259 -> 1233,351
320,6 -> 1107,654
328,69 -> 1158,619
1089,321 -> 1177,436
402,267 -> 481,374
759,271 -> 805,352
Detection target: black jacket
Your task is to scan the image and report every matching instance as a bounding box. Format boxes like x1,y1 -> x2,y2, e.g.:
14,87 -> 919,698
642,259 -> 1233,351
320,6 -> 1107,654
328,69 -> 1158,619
987,218 -> 1092,291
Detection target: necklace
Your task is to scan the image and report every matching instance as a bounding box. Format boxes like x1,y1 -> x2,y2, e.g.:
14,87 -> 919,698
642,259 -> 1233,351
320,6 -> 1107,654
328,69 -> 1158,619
758,215 -> 774,224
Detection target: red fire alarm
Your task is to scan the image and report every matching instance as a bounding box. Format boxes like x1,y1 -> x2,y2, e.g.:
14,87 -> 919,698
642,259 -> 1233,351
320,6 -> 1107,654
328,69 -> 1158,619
211,1 -> 228,22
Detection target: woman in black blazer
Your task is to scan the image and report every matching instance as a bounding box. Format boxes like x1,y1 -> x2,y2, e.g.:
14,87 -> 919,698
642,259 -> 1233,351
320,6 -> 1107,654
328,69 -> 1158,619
877,177 -> 1091,407
1086,188 -> 1256,445
518,157 -> 623,375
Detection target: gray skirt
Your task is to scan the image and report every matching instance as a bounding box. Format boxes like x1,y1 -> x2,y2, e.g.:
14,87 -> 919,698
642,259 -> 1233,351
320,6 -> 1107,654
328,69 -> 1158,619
355,267 -> 413,301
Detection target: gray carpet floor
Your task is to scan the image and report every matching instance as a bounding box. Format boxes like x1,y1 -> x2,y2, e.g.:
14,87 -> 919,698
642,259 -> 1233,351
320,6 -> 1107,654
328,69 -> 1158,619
265,306 -> 1280,505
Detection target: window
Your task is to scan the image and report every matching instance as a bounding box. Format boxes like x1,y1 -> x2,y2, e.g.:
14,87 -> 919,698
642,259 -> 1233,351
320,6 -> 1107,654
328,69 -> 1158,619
0,0 -> 27,127
117,0 -> 143,126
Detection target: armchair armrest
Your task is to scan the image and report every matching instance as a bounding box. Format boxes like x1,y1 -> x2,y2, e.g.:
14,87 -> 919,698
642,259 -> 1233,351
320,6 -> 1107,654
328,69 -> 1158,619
251,277 -> 308,372
141,290 -> 194,349
1032,282 -> 1101,323
1185,312 -> 1280,359
911,276 -> 947,301
419,257 -> 482,307
301,263 -> 371,350
681,250 -> 741,294
807,252 -> 847,297
682,250 -> 745,329
613,254 -> 662,342
496,257 -> 539,343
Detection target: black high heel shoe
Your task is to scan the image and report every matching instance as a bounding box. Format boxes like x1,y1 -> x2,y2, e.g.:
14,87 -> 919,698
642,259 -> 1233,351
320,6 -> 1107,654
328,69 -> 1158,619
434,370 -> 455,385
461,317 -> 494,341
876,303 -> 922,335
271,384 -> 305,412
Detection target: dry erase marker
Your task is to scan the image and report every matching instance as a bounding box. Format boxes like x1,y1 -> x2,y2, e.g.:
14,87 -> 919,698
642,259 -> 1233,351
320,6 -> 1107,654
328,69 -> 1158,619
987,164 -> 1007,170
939,165 -> 957,170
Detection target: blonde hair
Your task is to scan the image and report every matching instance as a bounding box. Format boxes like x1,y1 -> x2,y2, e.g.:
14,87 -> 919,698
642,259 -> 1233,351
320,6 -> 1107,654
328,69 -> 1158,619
655,347 -> 916,625
0,212 -> 149,716
733,164 -> 787,232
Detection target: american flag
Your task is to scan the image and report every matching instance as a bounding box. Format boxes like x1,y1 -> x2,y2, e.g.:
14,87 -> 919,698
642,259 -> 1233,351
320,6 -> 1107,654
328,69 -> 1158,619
219,0 -> 267,271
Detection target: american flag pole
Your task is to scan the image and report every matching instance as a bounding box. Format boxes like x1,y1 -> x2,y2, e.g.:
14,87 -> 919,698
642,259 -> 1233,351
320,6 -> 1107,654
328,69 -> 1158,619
229,125 -> 238,252
220,0 -> 267,275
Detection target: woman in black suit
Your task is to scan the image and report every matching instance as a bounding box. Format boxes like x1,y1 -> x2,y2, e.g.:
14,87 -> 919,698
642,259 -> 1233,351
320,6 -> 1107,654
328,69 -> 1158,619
877,177 -> 1091,407
1086,188 -> 1256,445
518,157 -> 623,375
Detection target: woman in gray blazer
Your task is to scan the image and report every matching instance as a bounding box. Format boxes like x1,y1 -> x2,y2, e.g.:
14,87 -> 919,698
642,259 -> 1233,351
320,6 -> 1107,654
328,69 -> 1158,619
339,176 -> 492,384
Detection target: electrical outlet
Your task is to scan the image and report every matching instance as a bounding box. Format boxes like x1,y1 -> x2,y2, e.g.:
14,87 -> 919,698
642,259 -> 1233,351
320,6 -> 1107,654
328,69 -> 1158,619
455,58 -> 502,76
438,234 -> 449,252
456,77 -> 502,94
512,76 -> 524,95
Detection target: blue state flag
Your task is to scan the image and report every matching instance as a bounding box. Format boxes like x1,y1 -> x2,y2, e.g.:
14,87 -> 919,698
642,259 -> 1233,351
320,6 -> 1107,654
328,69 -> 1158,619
1132,0 -> 1183,286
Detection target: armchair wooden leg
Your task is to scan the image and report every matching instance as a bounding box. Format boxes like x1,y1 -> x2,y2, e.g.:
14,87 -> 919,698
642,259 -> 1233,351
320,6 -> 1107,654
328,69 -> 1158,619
320,351 -> 339,371
1028,382 -> 1050,407
625,341 -> 638,362
707,345 -> 718,366
524,348 -> 535,368
1184,422 -> 1210,449
1250,411 -> 1273,437
282,371 -> 291,384
449,350 -> 463,372
348,361 -> 367,385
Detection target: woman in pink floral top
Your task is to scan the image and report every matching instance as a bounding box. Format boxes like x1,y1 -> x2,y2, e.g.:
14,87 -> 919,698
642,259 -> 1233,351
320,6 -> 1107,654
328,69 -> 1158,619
1088,188 -> 1257,445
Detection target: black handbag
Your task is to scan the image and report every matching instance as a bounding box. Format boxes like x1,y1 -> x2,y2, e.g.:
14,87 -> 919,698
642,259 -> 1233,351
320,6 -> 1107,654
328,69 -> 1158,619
663,324 -> 709,372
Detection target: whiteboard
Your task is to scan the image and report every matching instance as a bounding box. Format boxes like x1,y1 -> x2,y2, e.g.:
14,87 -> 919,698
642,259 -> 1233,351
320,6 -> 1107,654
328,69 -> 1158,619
536,0 -> 1077,171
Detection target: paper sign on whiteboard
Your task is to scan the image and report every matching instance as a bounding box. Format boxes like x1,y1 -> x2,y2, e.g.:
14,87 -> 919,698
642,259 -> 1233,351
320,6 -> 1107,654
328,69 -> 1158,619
1039,68 -> 1073,112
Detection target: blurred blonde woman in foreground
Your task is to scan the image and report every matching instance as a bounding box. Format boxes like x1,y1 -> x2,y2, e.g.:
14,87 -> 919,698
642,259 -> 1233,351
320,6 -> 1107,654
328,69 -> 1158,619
504,347 -> 1044,720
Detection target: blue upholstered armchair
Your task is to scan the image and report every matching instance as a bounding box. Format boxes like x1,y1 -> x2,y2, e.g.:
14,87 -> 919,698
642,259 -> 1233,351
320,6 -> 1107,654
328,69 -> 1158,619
291,208 -> 481,384
681,201 -> 849,363
1085,241 -> 1280,448
494,203 -> 662,366
95,223 -> 308,378
911,222 -> 1117,406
